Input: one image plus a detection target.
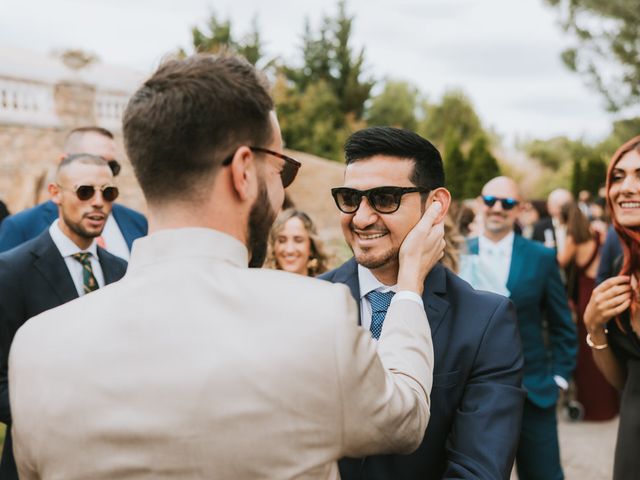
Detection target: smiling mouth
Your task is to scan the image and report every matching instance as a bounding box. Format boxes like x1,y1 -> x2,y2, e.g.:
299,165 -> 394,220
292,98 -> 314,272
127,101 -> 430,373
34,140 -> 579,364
619,202 -> 640,208
354,231 -> 387,240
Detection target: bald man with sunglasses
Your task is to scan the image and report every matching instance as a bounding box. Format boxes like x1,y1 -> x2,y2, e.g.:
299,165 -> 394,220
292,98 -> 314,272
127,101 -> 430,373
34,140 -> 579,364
466,176 -> 576,480
0,154 -> 127,480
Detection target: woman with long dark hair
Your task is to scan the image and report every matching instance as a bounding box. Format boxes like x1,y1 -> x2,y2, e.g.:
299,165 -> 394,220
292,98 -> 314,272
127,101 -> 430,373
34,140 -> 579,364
584,135 -> 640,478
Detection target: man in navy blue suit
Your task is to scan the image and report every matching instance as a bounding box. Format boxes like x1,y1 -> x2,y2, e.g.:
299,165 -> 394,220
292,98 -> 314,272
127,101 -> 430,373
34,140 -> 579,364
0,154 -> 128,480
467,176 -> 576,480
0,127 -> 147,259
321,127 -> 526,479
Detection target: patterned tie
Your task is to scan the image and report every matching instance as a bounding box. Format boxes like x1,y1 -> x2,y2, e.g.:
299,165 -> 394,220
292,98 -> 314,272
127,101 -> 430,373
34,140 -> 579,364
366,290 -> 395,340
71,252 -> 99,294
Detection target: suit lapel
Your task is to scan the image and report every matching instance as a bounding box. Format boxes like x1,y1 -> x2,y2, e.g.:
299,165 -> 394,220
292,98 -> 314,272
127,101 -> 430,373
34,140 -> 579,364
422,264 -> 450,338
332,259 -> 362,324
467,237 -> 479,255
506,235 -> 526,296
97,248 -> 124,285
32,232 -> 78,304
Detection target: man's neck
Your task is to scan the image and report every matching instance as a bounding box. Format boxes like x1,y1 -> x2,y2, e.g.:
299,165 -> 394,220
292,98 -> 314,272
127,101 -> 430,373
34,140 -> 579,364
482,229 -> 511,244
59,223 -> 92,250
369,262 -> 399,287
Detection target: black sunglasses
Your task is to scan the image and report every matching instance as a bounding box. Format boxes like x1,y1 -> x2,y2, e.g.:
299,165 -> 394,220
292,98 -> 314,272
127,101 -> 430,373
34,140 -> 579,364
331,186 -> 429,214
222,146 -> 301,188
60,184 -> 120,202
482,195 -> 519,210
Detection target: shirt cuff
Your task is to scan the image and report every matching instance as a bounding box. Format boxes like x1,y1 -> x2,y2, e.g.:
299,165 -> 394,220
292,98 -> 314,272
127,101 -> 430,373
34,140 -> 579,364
554,375 -> 569,390
392,291 -> 424,308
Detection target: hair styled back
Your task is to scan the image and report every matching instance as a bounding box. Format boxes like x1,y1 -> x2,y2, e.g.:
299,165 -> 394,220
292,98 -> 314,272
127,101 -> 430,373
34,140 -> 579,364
265,209 -> 331,276
123,54 -> 274,204
344,126 -> 445,192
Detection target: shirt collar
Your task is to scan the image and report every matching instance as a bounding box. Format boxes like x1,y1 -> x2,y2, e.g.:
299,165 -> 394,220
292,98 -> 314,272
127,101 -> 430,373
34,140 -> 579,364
479,231 -> 514,255
49,219 -> 98,258
357,264 -> 396,300
128,227 -> 249,271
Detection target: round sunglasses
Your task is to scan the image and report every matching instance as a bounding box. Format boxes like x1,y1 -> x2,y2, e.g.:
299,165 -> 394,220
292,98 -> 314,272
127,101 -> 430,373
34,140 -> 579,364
58,184 -> 120,202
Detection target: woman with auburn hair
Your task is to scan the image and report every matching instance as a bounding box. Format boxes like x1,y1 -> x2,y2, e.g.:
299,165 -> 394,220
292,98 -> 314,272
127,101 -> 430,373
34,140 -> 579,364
266,209 -> 330,277
583,135 -> 640,478
557,201 -> 618,421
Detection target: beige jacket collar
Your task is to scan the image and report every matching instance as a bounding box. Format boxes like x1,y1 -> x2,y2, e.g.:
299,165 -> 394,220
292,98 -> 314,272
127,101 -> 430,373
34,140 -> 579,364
128,228 -> 248,271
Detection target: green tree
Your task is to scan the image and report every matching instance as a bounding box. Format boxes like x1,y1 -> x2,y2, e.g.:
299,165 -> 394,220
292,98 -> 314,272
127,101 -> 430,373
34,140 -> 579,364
183,12 -> 266,66
582,154 -> 608,196
366,81 -> 418,129
570,157 -> 583,197
284,1 -> 374,120
545,0 -> 640,111
464,136 -> 501,197
443,133 -> 467,199
419,89 -> 484,147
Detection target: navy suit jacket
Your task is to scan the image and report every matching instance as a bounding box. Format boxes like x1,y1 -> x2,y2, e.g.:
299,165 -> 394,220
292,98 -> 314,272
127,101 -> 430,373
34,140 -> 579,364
467,235 -> 577,408
0,230 -> 127,479
320,261 -> 526,480
0,200 -> 147,253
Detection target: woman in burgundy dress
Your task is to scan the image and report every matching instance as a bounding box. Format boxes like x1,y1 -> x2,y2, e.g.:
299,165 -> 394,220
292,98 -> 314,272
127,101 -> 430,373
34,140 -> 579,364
557,201 -> 618,420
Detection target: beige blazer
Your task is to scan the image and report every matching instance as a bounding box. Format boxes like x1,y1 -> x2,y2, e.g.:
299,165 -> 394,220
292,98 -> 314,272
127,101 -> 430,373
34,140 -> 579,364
9,228 -> 433,479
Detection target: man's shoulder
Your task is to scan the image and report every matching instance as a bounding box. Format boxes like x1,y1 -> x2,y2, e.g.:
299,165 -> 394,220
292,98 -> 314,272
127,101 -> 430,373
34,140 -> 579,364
3,201 -> 54,225
97,246 -> 128,276
319,258 -> 357,283
444,266 -> 511,311
112,203 -> 148,231
514,235 -> 555,261
0,230 -> 52,267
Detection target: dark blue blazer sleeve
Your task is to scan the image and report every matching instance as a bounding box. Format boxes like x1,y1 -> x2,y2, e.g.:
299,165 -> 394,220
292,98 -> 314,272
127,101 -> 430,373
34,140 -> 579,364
111,204 -> 148,250
442,297 -> 526,479
0,216 -> 28,254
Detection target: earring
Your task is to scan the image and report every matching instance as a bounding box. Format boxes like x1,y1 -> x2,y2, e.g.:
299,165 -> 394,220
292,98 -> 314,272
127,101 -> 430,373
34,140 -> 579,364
307,257 -> 319,273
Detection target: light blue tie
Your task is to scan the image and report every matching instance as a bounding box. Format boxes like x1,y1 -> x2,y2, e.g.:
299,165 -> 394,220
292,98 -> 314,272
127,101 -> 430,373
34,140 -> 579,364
366,290 -> 395,340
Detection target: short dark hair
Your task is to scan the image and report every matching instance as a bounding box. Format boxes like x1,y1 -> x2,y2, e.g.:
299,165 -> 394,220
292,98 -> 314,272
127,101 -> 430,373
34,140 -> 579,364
123,54 -> 274,203
344,126 -> 445,192
57,153 -> 111,175
65,126 -> 114,141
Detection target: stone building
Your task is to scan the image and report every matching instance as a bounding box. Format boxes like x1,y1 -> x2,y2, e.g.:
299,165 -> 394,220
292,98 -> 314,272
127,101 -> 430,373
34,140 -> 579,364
0,46 -> 145,214
0,47 -> 345,256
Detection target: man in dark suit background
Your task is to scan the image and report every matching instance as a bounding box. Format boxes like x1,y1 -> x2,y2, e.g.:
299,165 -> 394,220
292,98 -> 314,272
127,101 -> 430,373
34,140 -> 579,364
0,126 -> 147,259
467,176 -> 576,480
0,154 -> 128,480
321,127 -> 525,479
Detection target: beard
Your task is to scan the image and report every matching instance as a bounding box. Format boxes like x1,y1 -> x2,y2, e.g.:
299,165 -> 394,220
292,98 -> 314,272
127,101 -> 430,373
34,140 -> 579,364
62,210 -> 103,240
247,179 -> 278,268
352,244 -> 398,270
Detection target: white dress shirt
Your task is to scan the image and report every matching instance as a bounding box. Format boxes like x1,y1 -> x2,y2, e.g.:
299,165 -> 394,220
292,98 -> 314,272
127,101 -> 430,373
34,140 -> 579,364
478,232 -> 514,289
100,214 -> 130,261
358,264 -> 424,336
49,220 -> 105,296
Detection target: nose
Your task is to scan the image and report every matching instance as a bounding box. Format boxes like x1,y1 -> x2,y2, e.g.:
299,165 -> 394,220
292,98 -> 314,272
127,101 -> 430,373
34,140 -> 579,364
351,197 -> 378,229
91,190 -> 105,208
489,200 -> 504,212
283,239 -> 297,253
620,175 -> 640,194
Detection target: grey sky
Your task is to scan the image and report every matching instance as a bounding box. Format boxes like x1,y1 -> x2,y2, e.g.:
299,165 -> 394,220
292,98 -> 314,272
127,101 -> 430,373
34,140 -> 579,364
0,0 -> 624,145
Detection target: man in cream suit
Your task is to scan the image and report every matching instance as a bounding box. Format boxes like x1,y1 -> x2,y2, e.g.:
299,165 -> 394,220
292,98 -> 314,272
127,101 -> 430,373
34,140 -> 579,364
9,55 -> 444,479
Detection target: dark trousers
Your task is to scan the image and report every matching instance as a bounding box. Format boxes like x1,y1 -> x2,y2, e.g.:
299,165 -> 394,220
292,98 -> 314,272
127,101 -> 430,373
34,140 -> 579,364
516,400 -> 563,480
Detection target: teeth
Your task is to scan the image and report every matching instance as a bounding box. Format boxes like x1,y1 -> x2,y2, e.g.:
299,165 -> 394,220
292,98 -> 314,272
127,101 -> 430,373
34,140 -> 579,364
359,233 -> 386,240
620,202 -> 640,208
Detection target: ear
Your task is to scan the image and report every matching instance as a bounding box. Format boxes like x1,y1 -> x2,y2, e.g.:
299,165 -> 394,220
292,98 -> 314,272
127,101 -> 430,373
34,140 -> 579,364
48,183 -> 63,206
228,146 -> 257,202
428,187 -> 452,223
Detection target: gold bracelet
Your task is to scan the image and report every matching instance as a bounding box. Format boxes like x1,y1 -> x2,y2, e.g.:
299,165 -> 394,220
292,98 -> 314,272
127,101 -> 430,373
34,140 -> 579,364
586,329 -> 609,350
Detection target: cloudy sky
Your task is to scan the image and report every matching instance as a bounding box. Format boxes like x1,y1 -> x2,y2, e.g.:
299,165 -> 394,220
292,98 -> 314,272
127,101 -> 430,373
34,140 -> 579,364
0,0 -> 623,145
